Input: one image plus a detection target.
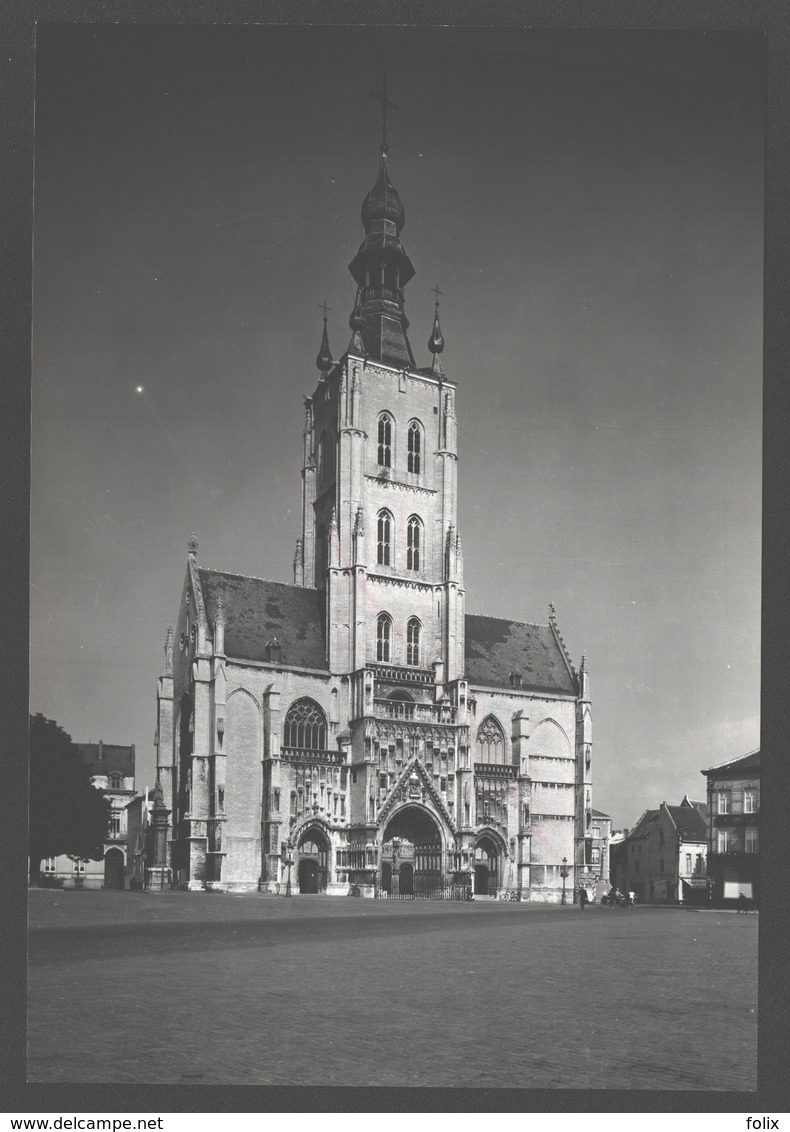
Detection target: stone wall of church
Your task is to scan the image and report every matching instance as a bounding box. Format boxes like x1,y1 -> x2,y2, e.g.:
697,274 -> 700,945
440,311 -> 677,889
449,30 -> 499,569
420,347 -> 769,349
467,686 -> 578,901
222,663 -> 345,890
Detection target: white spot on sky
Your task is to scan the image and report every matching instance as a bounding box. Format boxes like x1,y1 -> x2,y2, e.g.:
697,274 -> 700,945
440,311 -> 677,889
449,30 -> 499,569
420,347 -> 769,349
136,386 -> 144,393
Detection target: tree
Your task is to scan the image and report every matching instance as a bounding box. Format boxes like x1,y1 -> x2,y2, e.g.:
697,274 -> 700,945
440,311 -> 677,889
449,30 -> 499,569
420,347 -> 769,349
29,713 -> 111,885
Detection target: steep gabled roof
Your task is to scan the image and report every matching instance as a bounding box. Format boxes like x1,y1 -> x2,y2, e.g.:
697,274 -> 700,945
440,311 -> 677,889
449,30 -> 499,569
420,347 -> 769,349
464,614 -> 577,695
627,809 -> 660,840
702,749 -> 760,776
666,804 -> 708,842
194,570 -> 578,694
198,569 -> 328,670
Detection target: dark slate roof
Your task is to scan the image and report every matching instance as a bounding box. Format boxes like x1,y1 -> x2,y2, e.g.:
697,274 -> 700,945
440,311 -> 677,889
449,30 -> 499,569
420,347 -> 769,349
464,614 -> 576,694
591,808 -> 611,819
627,810 -> 660,840
76,743 -> 135,776
667,804 -> 708,841
199,570 -> 328,670
702,749 -> 760,776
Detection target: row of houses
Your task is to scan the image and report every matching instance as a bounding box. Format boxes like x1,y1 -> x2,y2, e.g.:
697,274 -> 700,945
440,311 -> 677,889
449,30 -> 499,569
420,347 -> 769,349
609,751 -> 760,907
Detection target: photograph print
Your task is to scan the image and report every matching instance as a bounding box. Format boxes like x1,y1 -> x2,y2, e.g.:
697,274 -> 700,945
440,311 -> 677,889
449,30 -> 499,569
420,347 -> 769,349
28,24 -> 763,1091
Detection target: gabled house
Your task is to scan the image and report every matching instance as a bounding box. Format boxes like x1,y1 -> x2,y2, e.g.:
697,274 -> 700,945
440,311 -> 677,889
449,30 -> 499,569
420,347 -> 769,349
616,797 -> 708,904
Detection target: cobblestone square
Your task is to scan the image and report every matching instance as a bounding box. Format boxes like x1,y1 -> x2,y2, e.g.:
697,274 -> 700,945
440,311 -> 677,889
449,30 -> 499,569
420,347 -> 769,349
27,890 -> 757,1089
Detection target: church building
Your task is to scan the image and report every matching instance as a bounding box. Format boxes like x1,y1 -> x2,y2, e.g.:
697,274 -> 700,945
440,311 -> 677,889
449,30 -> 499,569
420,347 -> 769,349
154,133 -> 595,901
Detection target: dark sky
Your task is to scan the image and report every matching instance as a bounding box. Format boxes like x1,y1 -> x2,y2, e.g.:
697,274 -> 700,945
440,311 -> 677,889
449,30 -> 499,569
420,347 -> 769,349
30,25 -> 764,828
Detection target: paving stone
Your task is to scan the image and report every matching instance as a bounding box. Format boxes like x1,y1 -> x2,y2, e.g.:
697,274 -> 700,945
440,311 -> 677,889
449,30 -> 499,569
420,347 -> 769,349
27,891 -> 757,1089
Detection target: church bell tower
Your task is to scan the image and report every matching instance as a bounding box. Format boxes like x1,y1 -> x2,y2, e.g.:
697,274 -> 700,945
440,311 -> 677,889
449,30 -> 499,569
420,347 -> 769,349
295,138 -> 465,692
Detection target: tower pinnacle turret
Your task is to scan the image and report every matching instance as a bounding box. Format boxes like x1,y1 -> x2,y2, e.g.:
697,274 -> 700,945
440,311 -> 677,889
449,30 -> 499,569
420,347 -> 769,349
429,283 -> 445,375
315,301 -> 333,375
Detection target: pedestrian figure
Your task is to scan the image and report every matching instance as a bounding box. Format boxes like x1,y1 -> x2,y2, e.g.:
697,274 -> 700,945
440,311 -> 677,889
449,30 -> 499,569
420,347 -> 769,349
579,886 -> 588,911
627,889 -> 636,909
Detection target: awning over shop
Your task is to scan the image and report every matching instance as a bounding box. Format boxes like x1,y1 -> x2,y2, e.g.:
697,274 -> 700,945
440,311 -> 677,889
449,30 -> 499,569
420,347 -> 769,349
682,878 -> 709,888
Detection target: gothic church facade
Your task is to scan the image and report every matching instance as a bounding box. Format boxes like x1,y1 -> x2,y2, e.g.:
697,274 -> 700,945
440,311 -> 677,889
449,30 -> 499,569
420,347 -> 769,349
155,142 -> 595,900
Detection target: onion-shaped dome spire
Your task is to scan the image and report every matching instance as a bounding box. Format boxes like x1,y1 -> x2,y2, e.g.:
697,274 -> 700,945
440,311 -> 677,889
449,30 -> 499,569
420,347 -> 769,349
315,301 -> 333,374
361,153 -> 405,232
348,144 -> 416,368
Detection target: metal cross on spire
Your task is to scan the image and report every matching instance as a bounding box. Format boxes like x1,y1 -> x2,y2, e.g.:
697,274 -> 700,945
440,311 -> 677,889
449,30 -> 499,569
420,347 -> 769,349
319,300 -> 332,320
370,70 -> 398,154
431,283 -> 444,307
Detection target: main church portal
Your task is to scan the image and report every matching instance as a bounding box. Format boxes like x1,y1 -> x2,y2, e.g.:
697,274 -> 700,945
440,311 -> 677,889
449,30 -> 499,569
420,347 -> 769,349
380,806 -> 444,898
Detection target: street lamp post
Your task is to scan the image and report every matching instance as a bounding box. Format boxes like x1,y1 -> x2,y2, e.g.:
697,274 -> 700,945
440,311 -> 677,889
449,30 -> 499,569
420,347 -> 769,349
560,856 -> 569,905
285,843 -> 294,898
392,837 -> 400,898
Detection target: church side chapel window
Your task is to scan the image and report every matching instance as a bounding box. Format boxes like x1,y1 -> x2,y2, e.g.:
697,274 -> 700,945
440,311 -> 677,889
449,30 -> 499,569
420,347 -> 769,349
377,412 -> 393,467
476,716 -> 506,764
283,698 -> 327,751
406,516 -> 422,571
376,613 -> 392,663
377,510 -> 392,566
406,617 -> 421,666
407,420 -> 422,474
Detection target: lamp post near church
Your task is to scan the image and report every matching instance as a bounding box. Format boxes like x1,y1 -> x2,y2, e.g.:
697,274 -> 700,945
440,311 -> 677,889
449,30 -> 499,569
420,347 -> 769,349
560,857 -> 570,905
285,843 -> 294,897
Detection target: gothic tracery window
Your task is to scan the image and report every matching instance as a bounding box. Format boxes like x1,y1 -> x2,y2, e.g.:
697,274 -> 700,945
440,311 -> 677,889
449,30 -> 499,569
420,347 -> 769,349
376,613 -> 392,663
377,510 -> 392,566
476,716 -> 506,765
407,515 -> 422,571
407,420 -> 422,474
406,617 -> 422,667
283,698 -> 327,751
377,412 -> 393,467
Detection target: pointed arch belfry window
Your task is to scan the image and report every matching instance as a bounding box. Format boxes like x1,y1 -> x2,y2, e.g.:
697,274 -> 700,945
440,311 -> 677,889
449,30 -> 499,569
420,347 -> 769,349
376,613 -> 392,663
284,698 -> 327,751
407,420 -> 422,474
377,412 -> 393,468
477,716 -> 506,765
377,510 -> 392,566
406,617 -> 422,666
407,515 -> 422,571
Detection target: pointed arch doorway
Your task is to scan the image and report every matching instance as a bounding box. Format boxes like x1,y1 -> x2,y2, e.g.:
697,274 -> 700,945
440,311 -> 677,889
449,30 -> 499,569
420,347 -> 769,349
297,829 -> 328,894
474,835 -> 500,897
381,805 -> 444,898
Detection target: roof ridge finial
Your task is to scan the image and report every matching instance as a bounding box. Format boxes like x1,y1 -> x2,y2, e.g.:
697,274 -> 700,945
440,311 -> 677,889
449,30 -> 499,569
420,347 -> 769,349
370,68 -> 398,156
188,533 -> 198,559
